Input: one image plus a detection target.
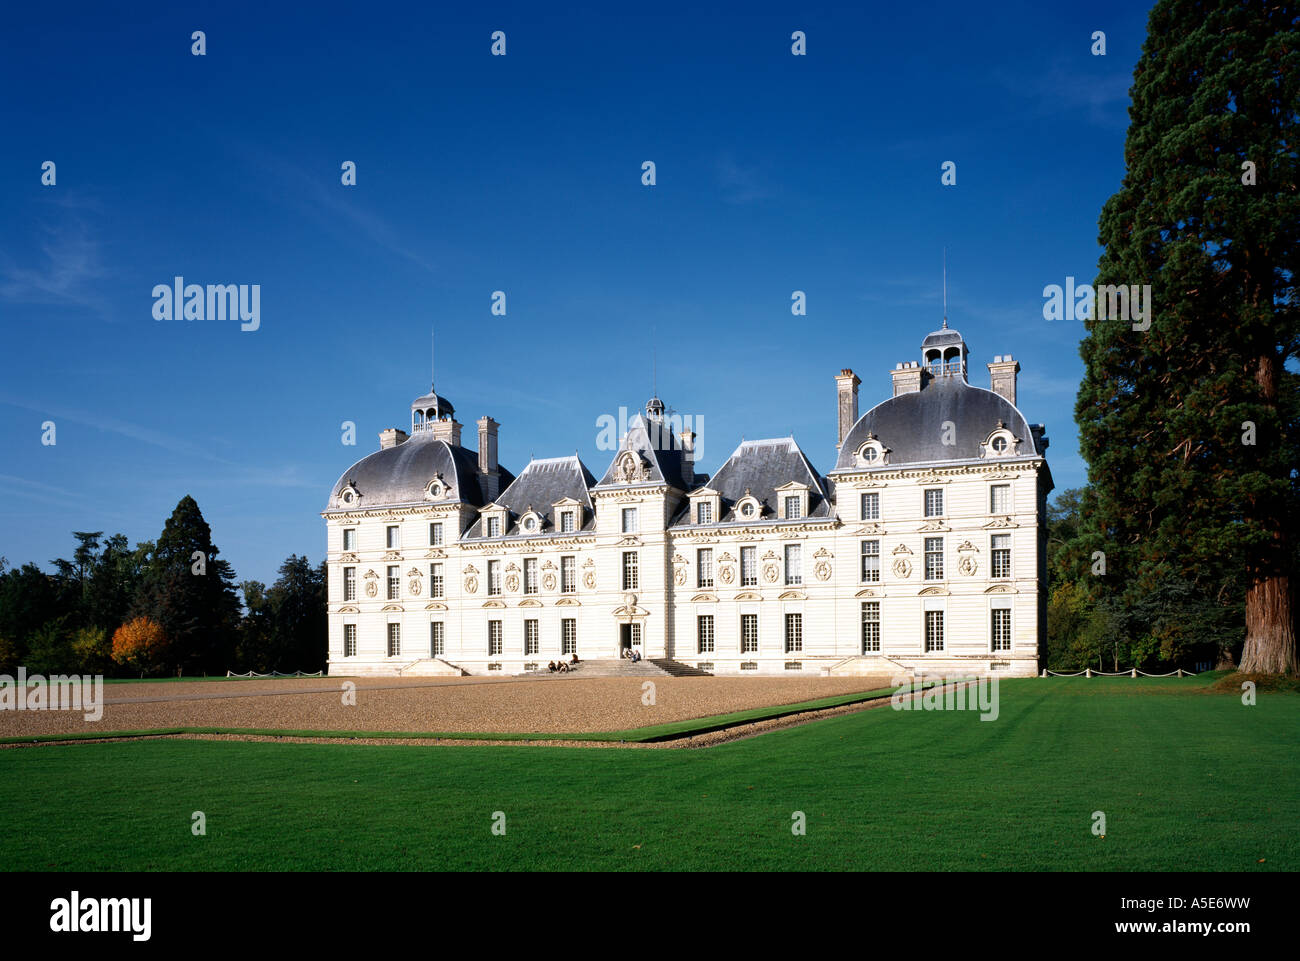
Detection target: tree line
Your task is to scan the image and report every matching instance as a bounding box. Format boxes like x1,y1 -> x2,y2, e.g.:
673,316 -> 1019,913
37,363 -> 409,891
0,495 -> 325,677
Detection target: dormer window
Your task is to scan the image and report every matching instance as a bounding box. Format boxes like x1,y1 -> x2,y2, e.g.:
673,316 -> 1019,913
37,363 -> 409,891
982,422 -> 1020,458
689,488 -> 722,527
486,515 -> 501,538
735,491 -> 762,521
784,496 -> 802,519
775,482 -> 811,521
697,502 -> 713,525
339,482 -> 360,507
424,474 -> 448,500
855,434 -> 888,468
522,515 -> 538,533
560,510 -> 575,533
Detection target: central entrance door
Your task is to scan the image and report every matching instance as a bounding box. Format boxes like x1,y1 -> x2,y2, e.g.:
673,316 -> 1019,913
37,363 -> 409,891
619,622 -> 642,655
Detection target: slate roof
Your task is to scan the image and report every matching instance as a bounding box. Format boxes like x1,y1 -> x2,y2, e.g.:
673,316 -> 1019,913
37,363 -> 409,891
594,411 -> 695,491
324,434 -> 513,511
673,437 -> 831,526
921,325 -> 966,350
834,375 -> 1042,471
463,455 -> 597,539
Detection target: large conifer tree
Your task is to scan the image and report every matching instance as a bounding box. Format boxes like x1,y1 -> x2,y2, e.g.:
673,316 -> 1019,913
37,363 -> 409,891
1077,0 -> 1298,673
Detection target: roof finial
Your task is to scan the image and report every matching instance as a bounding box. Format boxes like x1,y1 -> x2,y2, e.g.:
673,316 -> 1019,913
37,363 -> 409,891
942,248 -> 948,329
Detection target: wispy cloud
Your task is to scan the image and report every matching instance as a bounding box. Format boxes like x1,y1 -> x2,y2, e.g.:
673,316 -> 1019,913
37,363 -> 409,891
0,196 -> 110,312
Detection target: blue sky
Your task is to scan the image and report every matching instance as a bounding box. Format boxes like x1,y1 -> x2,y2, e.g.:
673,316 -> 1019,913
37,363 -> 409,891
0,0 -> 1152,586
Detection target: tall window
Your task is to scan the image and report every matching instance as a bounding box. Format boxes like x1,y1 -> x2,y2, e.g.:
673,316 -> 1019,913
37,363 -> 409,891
924,538 -> 944,581
430,621 -> 444,657
524,557 -> 538,594
486,516 -> 501,538
991,534 -> 1011,578
386,525 -> 400,549
343,528 -> 357,551
622,551 -> 638,590
622,507 -> 639,533
524,619 -> 539,655
387,565 -> 400,600
992,608 -> 1011,652
387,623 -> 401,657
860,540 -> 880,582
488,620 -> 502,656
861,602 -> 880,652
740,546 -> 757,586
697,502 -> 713,525
990,484 -> 1011,515
697,615 -> 715,653
860,492 -> 880,521
784,613 -> 803,653
560,510 -> 575,533
697,548 -> 714,588
740,614 -> 759,653
785,544 -> 802,585
344,566 -> 356,601
344,624 -> 357,657
924,489 -> 944,518
430,563 -> 444,599
784,495 -> 802,520
925,610 -> 944,652
488,559 -> 501,596
561,618 -> 577,655
561,555 -> 576,593
429,522 -> 443,546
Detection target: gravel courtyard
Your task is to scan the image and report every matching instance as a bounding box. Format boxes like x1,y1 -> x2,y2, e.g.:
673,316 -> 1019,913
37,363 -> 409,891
0,674 -> 897,738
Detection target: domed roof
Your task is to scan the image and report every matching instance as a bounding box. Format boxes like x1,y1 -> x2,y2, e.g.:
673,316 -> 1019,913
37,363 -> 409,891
410,390 -> 455,418
834,376 -> 1038,471
920,323 -> 966,350
326,435 -> 501,510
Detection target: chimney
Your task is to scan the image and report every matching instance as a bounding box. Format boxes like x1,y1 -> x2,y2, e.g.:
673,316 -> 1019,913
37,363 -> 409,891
681,429 -> 696,485
429,417 -> 462,446
835,369 -> 860,449
891,361 -> 922,397
379,428 -> 408,450
477,416 -> 500,499
988,354 -> 1020,405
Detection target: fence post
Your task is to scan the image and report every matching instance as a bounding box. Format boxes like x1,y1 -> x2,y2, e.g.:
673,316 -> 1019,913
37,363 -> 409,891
1085,668 -> 1093,678
1131,667 -> 1138,678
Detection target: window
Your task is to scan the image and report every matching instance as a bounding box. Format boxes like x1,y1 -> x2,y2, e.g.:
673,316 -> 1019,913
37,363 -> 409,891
560,510 -> 575,533
344,624 -> 356,657
740,546 -> 757,586
622,507 -> 639,533
925,611 -> 944,652
524,557 -> 538,594
992,608 -> 1012,652
860,540 -> 880,583
924,538 -> 944,581
387,623 -> 401,657
488,559 -> 501,596
697,615 -> 715,654
386,525 -> 400,549
561,555 -> 576,593
344,566 -> 356,601
862,602 -> 880,652
430,563 -> 444,599
697,502 -> 713,525
429,522 -> 443,546
924,489 -> 944,518
343,528 -> 356,551
784,613 -> 802,653
387,565 -> 400,600
990,484 -> 1011,515
488,620 -> 502,656
740,614 -> 759,653
784,495 -> 802,520
486,515 -> 501,538
785,544 -> 802,585
697,548 -> 714,588
739,501 -> 757,519
430,621 -> 444,657
622,552 -> 638,591
860,492 -> 880,521
524,619 -> 539,655
561,618 -> 577,655
991,534 -> 1012,578
991,435 -> 1008,453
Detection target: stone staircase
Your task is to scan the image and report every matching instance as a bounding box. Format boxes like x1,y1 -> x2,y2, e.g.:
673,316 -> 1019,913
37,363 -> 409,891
530,658 -> 712,678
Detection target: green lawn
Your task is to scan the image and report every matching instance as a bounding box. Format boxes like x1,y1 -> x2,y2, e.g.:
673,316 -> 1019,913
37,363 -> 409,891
2,677 -> 1294,871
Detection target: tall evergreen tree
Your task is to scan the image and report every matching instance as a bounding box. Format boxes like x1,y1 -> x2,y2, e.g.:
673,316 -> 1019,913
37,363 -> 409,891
132,496 -> 240,674
1077,0 -> 1299,674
